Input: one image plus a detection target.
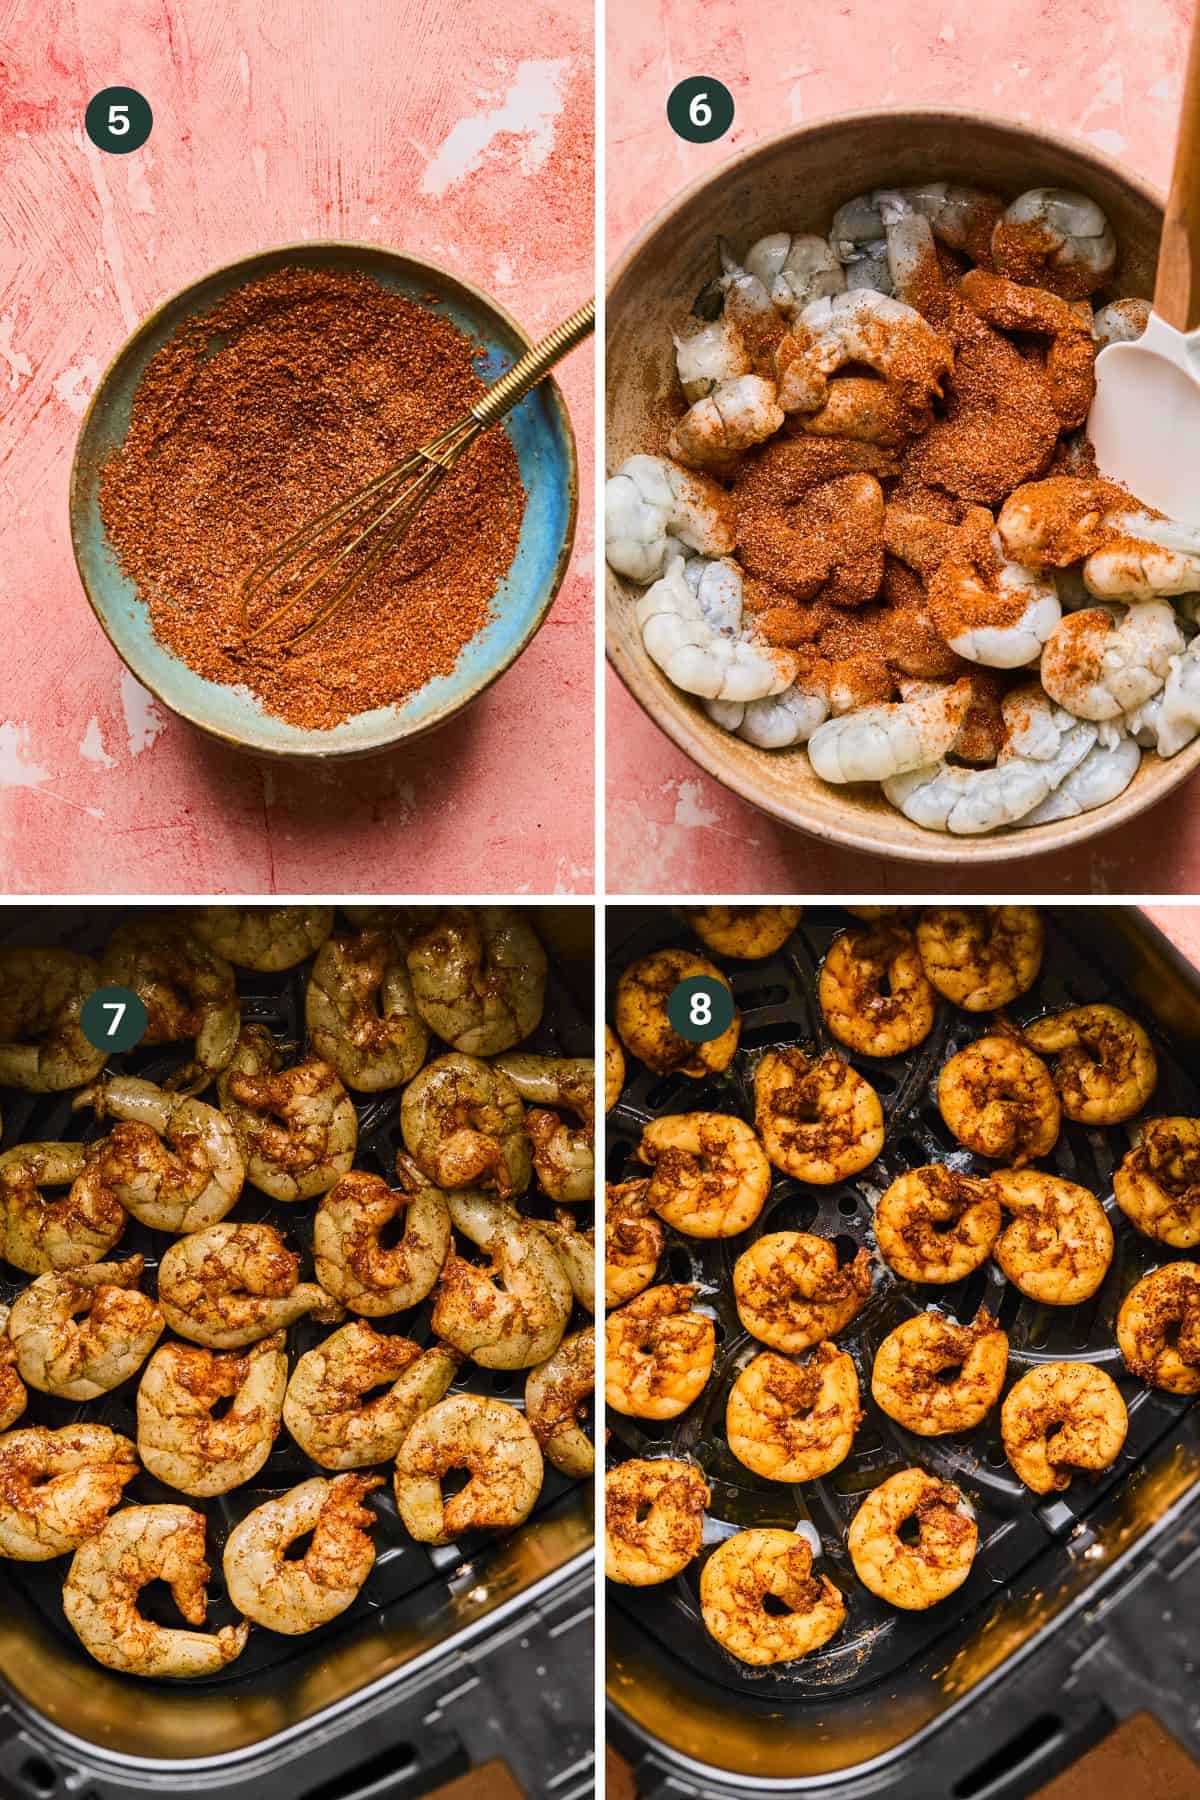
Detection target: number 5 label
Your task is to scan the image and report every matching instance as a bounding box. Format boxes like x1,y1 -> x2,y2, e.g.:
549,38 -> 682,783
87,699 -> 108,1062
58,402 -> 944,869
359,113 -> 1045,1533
667,77 -> 734,145
85,87 -> 153,155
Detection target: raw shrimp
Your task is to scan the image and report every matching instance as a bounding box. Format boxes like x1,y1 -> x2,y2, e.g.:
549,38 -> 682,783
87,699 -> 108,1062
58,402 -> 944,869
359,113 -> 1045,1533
431,1191 -> 572,1369
136,1333 -> 286,1497
674,316 -> 751,401
960,270 -> 1096,427
157,1222 -> 343,1349
700,1528 -> 846,1666
991,1169 -> 1113,1304
1022,733 -> 1142,823
775,290 -> 952,432
1001,1361 -> 1127,1494
1023,1004 -> 1156,1125
637,556 -> 799,703
884,720 -> 1096,834
0,1424 -> 138,1560
400,1052 -> 532,1197
0,1305 -> 25,1431
733,1231 -> 873,1352
525,1325 -> 594,1477
62,1505 -> 248,1677
605,1179 -> 665,1310
849,1469 -> 977,1609
306,929 -> 428,1092
871,1310 -> 1007,1435
605,1284 -> 715,1419
992,188 -> 1117,300
283,1324 -> 459,1469
216,1028 -> 356,1202
1131,638 -> 1200,758
605,453 -> 736,584
1114,1118 -> 1200,1246
392,1393 -> 543,1543
189,905 -> 334,972
726,1342 -> 861,1481
406,907 -> 546,1056
699,238 -> 785,352
924,514 -> 1061,669
605,1026 -> 625,1112
1085,515 -> 1200,602
995,476 -> 1135,568
637,1112 -> 771,1238
73,1075 -> 244,1231
615,948 -> 741,1078
0,1141 -> 122,1274
1117,1263 -> 1200,1394
681,904 -> 801,961
493,1053 -> 594,1204
1093,297 -> 1151,346
873,1166 -> 1001,1284
1040,604 -> 1184,721
818,923 -> 935,1056
9,1257 -> 164,1399
806,679 -> 972,785
604,1457 -> 709,1585
706,680 -> 830,747
223,1474 -> 383,1634
835,184 -> 1002,265
754,1047 -> 885,1184
669,374 -> 785,468
0,950 -> 105,1092
937,1035 -> 1060,1165
314,1160 -> 450,1316
101,916 -> 239,1094
743,232 -> 847,316
536,1211 -> 595,1313
916,905 -> 1044,1010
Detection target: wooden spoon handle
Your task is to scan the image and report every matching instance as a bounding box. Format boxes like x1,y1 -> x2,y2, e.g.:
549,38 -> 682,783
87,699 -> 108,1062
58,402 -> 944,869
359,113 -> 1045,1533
1156,3 -> 1200,332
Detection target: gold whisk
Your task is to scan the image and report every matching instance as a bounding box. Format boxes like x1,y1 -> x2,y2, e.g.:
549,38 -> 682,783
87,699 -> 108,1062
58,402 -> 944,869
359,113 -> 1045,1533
241,298 -> 595,647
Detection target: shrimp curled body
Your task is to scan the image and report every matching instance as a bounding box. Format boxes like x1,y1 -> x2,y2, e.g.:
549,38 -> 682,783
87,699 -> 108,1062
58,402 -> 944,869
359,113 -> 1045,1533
701,1528 -> 846,1666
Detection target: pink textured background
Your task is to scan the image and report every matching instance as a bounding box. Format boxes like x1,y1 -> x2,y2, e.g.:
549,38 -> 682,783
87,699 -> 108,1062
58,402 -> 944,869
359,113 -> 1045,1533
0,0 -> 593,895
606,0 -> 1196,896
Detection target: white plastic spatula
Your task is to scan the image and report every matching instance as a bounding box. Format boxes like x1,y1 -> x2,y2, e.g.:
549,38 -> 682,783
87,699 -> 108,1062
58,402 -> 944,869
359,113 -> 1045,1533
1088,12 -> 1200,526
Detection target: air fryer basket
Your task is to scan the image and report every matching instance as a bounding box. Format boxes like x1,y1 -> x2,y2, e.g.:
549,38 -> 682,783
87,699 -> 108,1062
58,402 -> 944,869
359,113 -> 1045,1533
0,905 -> 594,1800
606,905 -> 1200,1799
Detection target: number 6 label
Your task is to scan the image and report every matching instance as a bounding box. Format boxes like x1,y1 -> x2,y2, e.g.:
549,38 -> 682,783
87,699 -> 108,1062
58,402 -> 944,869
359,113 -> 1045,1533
667,975 -> 736,1044
667,77 -> 734,145
80,986 -> 149,1054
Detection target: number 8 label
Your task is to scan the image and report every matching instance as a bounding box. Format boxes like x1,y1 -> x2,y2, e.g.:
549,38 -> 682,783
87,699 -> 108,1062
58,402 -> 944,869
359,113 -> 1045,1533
669,976 -> 735,1044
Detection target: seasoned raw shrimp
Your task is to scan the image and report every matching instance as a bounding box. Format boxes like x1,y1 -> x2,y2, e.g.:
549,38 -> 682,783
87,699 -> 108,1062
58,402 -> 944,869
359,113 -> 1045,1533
833,184 -> 1002,268
637,1113 -> 770,1238
0,1424 -> 137,1560
775,290 -> 952,436
992,189 -> 1116,299
1093,297 -> 1152,346
874,1166 -> 1001,1284
733,1231 -> 873,1351
63,1505 -> 248,1677
314,1159 -> 451,1316
1001,1362 -> 1127,1494
670,374 -> 784,468
638,556 -> 799,703
1114,1119 -> 1200,1245
9,1257 -> 163,1399
742,231 -> 847,316
605,1026 -> 625,1112
605,453 -> 736,584
995,476 -> 1143,568
1023,1005 -> 1156,1126
937,1034 -> 1060,1166
991,1170 -> 1113,1305
223,1474 -> 383,1634
1040,604 -> 1184,721
0,1306 -> 25,1431
916,906 -> 1044,1011
605,1284 -> 715,1419
393,1393 -> 543,1543
432,1191 -> 572,1369
493,1053 -> 594,1204
525,1325 -> 595,1477
604,1457 -> 709,1585
101,916 -> 239,1094
726,1343 -> 861,1481
701,1528 -> 846,1666
136,1333 -> 286,1497
872,1310 -> 1007,1435
73,1076 -> 244,1232
216,1028 -> 355,1202
400,1052 -> 532,1198
681,905 -> 801,961
0,1141 -> 122,1274
605,1179 -> 665,1310
535,1212 -> 595,1313
1117,1263 -> 1200,1394
190,905 -> 334,972
157,1222 -> 343,1349
754,1047 -> 885,1184
960,270 -> 1096,427
285,1325 -> 459,1468
849,1470 -> 977,1609
615,949 -> 740,1078
406,907 -> 545,1056
806,679 -> 972,785
306,929 -> 428,1092
818,923 -> 935,1057
0,950 -> 105,1091
923,510 -> 1061,669
674,315 -> 751,401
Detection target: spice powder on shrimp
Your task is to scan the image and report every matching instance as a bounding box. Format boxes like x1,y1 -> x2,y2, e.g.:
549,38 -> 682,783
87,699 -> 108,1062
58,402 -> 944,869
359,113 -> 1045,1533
99,267 -> 527,731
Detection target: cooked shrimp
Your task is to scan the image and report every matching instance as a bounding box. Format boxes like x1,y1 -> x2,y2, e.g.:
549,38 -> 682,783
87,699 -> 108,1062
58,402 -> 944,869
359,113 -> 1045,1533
1114,1119 -> 1200,1245
63,1505 -> 248,1677
681,905 -> 801,961
605,1179 -> 664,1310
0,1141 -> 122,1274
432,1191 -> 572,1369
872,1311 -> 1007,1435
0,1306 -> 26,1431
992,188 -> 1116,299
400,1052 -> 531,1198
733,1231 -> 872,1351
136,1333 -> 285,1498
189,905 -> 334,972
1001,1362 -> 1127,1494
73,1075 -> 244,1231
916,906 -> 1044,1011
406,908 -> 545,1056
1040,604 -> 1184,721
493,1053 -> 594,1204
670,374 -> 785,468
0,1424 -> 137,1560
604,1457 -> 709,1585
674,315 -> 752,401
960,270 -> 1096,427
525,1326 -> 594,1477
216,1028 -> 356,1202
726,1343 -> 861,1481
9,1257 -> 163,1399
848,1469 -> 977,1608
605,1285 -> 715,1419
637,1113 -> 770,1238
874,1166 -> 1001,1284
284,1324 -> 459,1469
314,1159 -> 450,1316
157,1222 -> 343,1349
605,453 -> 737,584
605,1027 -> 625,1112
701,1528 -> 846,1666
223,1474 -> 383,1635
306,929 -> 428,1092
806,679 -> 972,785
0,950 -> 105,1091
393,1393 -> 543,1543
775,290 -> 952,435
535,1211 -> 595,1313
991,1170 -> 1113,1304
818,924 -> 935,1057
101,916 -> 239,1094
1117,1263 -> 1200,1394
754,1047 -> 885,1184
1023,1005 -> 1156,1126
637,555 -> 799,703
937,1034 -> 1060,1166
615,949 -> 741,1078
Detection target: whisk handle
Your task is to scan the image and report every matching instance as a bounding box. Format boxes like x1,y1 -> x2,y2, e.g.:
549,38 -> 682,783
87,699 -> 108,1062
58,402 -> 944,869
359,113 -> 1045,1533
470,299 -> 595,427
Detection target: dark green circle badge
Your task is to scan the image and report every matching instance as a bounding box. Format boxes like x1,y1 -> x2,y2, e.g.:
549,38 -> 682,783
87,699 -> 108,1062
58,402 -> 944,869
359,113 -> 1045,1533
667,77 -> 734,145
85,88 -> 153,154
81,986 -> 148,1054
668,976 -> 735,1043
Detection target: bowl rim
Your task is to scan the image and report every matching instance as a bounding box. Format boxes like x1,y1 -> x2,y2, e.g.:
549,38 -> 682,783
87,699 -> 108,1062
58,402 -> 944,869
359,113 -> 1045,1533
604,104 -> 1200,865
71,238 -> 580,763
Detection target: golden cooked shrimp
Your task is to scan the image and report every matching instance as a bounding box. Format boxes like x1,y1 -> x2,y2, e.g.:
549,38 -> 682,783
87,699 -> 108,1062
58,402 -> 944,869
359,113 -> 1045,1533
306,929 -> 429,1092
493,1053 -> 595,1204
604,1457 -> 709,1585
0,1306 -> 26,1431
681,905 -> 801,960
605,1285 -> 715,1419
916,906 -> 1044,1011
157,1222 -> 343,1349
431,1191 -> 572,1369
1023,1005 -> 1156,1126
525,1326 -> 595,1477
937,1034 -> 1060,1166
9,1257 -> 164,1399
216,1027 -> 356,1202
754,1047 -> 885,1183
535,1212 -> 595,1313
637,1112 -> 770,1238
223,1474 -> 383,1635
101,916 -> 239,1094
0,949 -> 105,1091
136,1333 -> 286,1497
284,1324 -> 459,1468
605,1179 -> 665,1309
0,1141 -> 123,1274
733,1231 -> 872,1351
605,1027 -> 625,1112
1117,1263 -> 1200,1394
63,1505 -> 248,1677
0,1424 -> 138,1560
615,949 -> 741,1078
73,1075 -> 244,1232
400,1052 -> 531,1198
992,1169 -> 1113,1304
871,1310 -> 1007,1435
847,1469 -> 977,1609
700,1528 -> 846,1666
190,905 -> 334,971
873,1166 -> 1001,1284
405,907 -> 547,1055
1001,1362 -> 1128,1494
726,1343 -> 861,1481
1115,1119 -> 1200,1245
393,1393 -> 543,1543
314,1159 -> 451,1316
818,924 -> 935,1057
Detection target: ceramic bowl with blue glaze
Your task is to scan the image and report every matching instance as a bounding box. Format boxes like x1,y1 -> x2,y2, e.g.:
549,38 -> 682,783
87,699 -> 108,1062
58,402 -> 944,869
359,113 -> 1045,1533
70,243 -> 579,760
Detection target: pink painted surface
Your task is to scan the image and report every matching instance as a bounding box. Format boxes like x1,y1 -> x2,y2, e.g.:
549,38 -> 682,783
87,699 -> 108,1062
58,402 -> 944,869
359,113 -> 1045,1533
606,0 -> 1197,896
1146,903 -> 1200,969
0,0 -> 593,895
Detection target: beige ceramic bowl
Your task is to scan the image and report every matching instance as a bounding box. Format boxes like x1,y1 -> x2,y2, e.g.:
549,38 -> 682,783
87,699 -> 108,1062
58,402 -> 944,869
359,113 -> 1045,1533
606,107 -> 1196,864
